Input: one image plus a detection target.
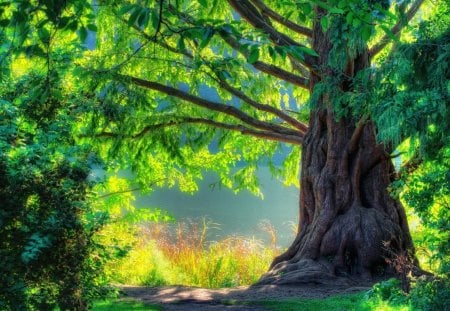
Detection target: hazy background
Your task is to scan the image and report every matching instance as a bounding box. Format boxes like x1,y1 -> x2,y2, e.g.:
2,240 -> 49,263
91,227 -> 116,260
134,168 -> 299,247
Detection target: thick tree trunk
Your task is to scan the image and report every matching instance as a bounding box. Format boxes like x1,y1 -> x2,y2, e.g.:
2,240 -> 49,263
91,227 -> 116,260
259,110 -> 415,285
258,11 -> 416,286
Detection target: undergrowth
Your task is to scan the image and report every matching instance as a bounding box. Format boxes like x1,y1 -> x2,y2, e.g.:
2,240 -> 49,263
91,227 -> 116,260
105,218 -> 280,288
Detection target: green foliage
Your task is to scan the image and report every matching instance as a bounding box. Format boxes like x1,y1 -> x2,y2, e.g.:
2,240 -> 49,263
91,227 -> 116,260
0,0 -> 93,58
0,72 -> 116,309
365,277 -> 450,311
260,292 -> 371,311
91,300 -> 162,311
409,277 -> 450,311
402,160 -> 450,275
366,278 -> 408,305
357,2 -> 450,157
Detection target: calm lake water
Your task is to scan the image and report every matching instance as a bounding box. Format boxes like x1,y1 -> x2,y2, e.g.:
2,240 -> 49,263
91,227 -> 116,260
134,168 -> 299,247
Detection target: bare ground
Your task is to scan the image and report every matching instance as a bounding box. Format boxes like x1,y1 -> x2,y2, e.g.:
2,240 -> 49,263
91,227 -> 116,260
120,284 -> 372,310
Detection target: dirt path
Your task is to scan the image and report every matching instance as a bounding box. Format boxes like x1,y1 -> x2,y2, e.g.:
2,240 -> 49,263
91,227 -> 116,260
120,284 -> 371,310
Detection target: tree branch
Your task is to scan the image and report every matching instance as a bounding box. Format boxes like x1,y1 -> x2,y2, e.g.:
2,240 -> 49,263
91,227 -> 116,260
218,31 -> 310,89
250,0 -> 312,37
119,74 -> 303,139
227,0 -> 316,68
94,117 -> 303,145
166,4 -> 310,88
118,14 -> 194,59
213,75 -> 308,133
98,187 -> 141,199
369,0 -> 425,58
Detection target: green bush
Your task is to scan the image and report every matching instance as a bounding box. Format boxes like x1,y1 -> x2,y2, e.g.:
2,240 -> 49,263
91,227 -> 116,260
365,277 -> 450,310
409,277 -> 450,311
366,278 -> 408,306
0,74 -> 117,310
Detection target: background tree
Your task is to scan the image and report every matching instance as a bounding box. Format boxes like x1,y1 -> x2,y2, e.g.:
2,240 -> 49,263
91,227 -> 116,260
72,0 -> 448,285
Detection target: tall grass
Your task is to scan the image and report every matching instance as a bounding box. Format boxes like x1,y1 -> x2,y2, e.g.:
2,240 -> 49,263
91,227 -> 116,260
105,218 -> 281,288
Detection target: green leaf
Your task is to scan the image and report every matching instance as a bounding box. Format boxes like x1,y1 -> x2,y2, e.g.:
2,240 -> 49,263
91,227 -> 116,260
299,3 -> 312,15
137,9 -> 149,28
38,27 -> 50,43
288,46 -> 319,60
361,25 -> 372,41
24,45 -> 45,58
118,4 -> 135,16
329,7 -> 344,14
268,46 -> 276,61
274,46 -> 287,60
247,47 -> 260,64
86,24 -> 97,32
288,46 -> 304,61
58,16 -> 70,29
346,12 -> 354,24
352,18 -> 361,27
218,70 -> 232,80
199,27 -> 213,50
128,7 -> 142,26
151,8 -> 160,29
298,46 -> 319,57
320,16 -> 330,32
176,37 -> 186,51
380,24 -> 399,42
338,0 -> 347,9
198,0 -> 208,8
78,26 -> 88,42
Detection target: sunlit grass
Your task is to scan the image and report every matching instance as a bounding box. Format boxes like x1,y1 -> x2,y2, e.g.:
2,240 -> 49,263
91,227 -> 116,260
259,292 -> 413,311
105,218 -> 281,288
92,299 -> 162,310
92,293 -> 414,311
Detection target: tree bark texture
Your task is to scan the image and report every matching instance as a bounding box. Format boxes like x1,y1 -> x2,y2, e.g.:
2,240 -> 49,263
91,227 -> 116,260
259,111 -> 415,285
258,12 -> 415,286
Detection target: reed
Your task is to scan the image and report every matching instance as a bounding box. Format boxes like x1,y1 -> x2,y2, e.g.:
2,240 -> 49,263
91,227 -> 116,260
106,218 -> 281,288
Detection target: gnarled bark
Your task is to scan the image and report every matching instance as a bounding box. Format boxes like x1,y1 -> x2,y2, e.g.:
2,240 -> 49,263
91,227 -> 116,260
258,110 -> 415,285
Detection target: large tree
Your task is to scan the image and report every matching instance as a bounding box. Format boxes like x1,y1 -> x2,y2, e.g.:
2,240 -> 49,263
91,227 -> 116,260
3,0 -> 447,286
82,0 -> 448,285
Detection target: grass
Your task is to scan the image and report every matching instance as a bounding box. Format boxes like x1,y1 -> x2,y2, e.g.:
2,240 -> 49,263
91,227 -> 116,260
258,292 -> 413,311
104,218 -> 282,288
91,293 -> 414,311
92,299 -> 162,311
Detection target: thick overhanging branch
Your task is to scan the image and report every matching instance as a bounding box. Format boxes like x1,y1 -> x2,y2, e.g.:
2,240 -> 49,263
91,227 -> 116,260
227,0 -> 316,68
166,3 -> 310,88
117,15 -> 309,128
219,32 -> 310,89
94,117 -> 303,145
214,75 -> 308,133
250,0 -> 312,37
119,74 -> 303,139
369,0 -> 425,58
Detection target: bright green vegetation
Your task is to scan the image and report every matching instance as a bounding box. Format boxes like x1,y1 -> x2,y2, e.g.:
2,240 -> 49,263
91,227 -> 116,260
260,293 -> 371,311
0,0 -> 448,310
105,220 -> 278,288
92,300 -> 161,311
84,292 -> 434,311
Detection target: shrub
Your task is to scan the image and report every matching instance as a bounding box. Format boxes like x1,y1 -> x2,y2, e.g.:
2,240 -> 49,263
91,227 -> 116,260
0,74 -> 116,310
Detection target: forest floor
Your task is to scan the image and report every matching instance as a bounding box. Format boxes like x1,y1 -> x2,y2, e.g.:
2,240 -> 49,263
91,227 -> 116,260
120,284 -> 371,310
